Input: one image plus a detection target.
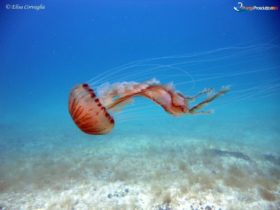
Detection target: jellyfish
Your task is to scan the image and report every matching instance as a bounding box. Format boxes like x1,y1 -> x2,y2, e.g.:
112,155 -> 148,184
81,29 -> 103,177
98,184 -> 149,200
69,42 -> 280,135
69,80 -> 229,135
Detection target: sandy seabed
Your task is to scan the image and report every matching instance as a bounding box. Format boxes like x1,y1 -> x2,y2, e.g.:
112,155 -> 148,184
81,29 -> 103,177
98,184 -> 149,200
0,123 -> 280,210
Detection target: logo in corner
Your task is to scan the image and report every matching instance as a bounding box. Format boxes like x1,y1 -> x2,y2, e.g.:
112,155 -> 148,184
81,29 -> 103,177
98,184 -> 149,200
234,2 -> 278,12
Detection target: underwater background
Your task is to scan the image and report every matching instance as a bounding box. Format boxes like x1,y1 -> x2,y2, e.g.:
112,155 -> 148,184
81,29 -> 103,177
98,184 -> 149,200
0,0 -> 280,209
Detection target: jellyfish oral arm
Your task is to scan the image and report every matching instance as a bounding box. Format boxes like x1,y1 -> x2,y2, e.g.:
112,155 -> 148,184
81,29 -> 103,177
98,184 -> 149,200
105,85 -> 181,115
106,84 -> 229,116
189,87 -> 229,114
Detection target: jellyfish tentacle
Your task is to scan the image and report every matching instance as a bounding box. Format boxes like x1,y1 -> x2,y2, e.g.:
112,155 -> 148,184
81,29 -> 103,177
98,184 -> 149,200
189,87 -> 230,114
185,88 -> 214,102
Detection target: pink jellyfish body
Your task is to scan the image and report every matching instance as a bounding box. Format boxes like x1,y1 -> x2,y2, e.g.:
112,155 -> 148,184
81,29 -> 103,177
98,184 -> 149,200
69,80 -> 229,135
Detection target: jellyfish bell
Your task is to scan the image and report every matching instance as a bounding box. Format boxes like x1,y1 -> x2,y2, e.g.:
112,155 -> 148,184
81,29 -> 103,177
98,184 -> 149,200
68,84 -> 114,135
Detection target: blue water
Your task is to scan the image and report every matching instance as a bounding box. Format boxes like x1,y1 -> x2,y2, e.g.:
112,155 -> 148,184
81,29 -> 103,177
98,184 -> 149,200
1,0 -> 280,209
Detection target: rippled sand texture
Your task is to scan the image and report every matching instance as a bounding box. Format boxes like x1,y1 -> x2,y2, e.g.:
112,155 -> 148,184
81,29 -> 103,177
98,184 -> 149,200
0,118 -> 279,210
